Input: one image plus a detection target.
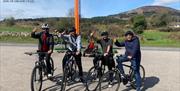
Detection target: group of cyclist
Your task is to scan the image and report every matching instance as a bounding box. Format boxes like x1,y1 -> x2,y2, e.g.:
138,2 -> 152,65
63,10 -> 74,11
31,23 -> 142,91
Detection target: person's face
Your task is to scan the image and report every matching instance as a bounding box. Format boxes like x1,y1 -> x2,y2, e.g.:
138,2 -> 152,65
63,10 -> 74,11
102,35 -> 108,39
125,34 -> 133,41
43,28 -> 49,32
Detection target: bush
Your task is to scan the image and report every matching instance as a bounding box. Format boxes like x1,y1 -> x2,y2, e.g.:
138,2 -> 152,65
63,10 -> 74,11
4,17 -> 15,26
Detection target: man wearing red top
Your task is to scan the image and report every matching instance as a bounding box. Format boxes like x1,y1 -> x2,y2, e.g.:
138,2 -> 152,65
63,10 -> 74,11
31,24 -> 54,77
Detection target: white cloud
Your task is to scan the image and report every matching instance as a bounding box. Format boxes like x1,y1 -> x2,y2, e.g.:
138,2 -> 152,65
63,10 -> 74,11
152,0 -> 180,5
0,0 -> 73,20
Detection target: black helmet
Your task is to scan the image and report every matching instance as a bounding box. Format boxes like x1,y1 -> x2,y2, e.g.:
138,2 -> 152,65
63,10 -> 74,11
41,23 -> 49,29
125,30 -> 134,36
101,31 -> 109,36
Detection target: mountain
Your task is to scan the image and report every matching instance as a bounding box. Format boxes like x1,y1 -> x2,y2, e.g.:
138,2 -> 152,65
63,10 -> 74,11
108,6 -> 180,20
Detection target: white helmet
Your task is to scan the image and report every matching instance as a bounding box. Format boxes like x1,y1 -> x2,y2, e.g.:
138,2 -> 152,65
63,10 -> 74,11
41,23 -> 49,29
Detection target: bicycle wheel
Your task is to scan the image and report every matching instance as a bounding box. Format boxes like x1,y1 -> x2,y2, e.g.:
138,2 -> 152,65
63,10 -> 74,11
70,60 -> 79,82
50,57 -> 54,75
130,65 -> 145,89
31,66 -> 43,91
86,66 -> 100,91
61,66 -> 68,91
99,70 -> 120,91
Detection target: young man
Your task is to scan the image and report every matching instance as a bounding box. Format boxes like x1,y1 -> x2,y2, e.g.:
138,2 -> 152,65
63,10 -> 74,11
31,23 -> 54,77
93,31 -> 115,88
114,30 -> 141,91
57,27 -> 84,82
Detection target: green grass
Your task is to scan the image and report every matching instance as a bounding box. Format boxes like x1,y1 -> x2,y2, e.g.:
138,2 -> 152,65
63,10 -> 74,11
0,25 -> 180,47
141,31 -> 180,47
0,25 -> 32,32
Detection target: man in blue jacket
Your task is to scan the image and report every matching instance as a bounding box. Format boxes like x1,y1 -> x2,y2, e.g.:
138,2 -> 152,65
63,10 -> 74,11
114,30 -> 141,91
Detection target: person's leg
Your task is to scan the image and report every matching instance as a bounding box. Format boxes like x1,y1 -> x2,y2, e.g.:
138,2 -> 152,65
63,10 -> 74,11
106,55 -> 115,82
131,58 -> 141,91
116,55 -> 129,74
75,53 -> 83,77
45,53 -> 51,74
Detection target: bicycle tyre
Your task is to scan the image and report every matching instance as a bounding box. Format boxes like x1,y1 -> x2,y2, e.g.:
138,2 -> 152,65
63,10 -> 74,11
86,66 -> 100,91
61,66 -> 68,91
31,66 -> 43,91
99,70 -> 120,91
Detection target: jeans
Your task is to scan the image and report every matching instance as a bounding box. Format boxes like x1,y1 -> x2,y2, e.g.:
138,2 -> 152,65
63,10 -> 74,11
39,53 -> 52,74
116,55 -> 141,91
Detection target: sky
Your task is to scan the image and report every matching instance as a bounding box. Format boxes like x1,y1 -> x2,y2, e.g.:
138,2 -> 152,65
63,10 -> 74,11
0,0 -> 179,20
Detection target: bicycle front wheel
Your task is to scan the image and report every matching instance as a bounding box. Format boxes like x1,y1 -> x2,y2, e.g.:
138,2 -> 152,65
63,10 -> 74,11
31,66 -> 43,91
99,70 -> 120,91
50,57 -> 54,75
61,67 -> 68,91
86,66 -> 100,91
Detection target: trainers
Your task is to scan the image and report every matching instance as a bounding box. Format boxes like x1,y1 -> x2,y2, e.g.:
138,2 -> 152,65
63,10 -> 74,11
122,77 -> 128,85
108,81 -> 113,88
48,74 -> 52,77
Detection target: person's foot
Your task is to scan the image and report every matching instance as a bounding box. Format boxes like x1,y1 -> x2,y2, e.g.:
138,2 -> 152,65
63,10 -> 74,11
108,81 -> 113,88
122,76 -> 128,85
48,74 -> 52,78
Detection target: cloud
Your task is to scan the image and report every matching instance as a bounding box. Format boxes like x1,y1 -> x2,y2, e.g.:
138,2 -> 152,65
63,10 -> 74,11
0,0 -> 73,20
152,0 -> 180,5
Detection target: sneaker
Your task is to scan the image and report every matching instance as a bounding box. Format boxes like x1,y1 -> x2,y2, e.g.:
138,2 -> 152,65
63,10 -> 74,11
122,77 -> 128,85
48,74 -> 52,78
108,81 -> 113,88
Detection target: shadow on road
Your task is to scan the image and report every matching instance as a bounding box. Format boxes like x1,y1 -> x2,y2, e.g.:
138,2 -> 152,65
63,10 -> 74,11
141,76 -> 160,91
122,76 -> 160,91
42,72 -> 88,91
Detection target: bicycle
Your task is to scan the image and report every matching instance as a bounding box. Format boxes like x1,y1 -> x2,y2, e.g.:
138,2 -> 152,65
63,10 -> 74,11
113,54 -> 145,89
25,51 -> 54,91
86,52 -> 120,91
60,51 -> 79,91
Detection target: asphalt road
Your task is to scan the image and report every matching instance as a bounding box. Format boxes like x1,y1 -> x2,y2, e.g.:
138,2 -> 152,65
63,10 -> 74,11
0,44 -> 180,91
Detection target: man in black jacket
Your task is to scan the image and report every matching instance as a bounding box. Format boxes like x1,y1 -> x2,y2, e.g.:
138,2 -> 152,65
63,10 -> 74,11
114,30 -> 141,91
31,24 -> 54,77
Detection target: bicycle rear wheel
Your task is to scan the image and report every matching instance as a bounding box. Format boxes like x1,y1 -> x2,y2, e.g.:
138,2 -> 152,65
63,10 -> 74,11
86,66 -> 101,91
31,66 -> 43,91
130,65 -> 145,89
99,70 -> 120,91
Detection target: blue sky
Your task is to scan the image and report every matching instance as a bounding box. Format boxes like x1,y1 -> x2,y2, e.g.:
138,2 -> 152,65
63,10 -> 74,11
0,0 -> 179,20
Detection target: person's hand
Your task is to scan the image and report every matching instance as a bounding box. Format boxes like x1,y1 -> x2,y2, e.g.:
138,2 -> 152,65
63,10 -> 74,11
104,53 -> 108,56
48,50 -> 53,54
32,27 -> 37,32
76,51 -> 80,55
127,56 -> 132,60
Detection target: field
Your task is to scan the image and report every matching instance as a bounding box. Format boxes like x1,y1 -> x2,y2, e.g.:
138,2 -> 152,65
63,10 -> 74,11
0,25 -> 180,47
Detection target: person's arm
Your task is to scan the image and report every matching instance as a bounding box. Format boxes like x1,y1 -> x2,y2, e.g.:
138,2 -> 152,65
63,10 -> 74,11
76,35 -> 81,55
31,28 -> 41,39
76,35 -> 81,52
48,35 -> 54,54
114,40 -> 125,47
131,38 -> 140,58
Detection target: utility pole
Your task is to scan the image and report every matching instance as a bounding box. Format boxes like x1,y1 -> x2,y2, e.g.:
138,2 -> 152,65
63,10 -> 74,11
74,0 -> 80,34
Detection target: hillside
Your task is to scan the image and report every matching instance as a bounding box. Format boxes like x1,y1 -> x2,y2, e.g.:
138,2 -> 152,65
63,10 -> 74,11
108,6 -> 180,20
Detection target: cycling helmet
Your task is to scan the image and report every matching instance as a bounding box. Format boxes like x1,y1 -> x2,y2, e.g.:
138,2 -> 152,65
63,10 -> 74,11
125,30 -> 134,36
101,31 -> 109,36
41,23 -> 49,29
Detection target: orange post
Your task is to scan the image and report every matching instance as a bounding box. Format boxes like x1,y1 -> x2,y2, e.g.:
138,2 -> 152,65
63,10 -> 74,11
74,0 -> 80,34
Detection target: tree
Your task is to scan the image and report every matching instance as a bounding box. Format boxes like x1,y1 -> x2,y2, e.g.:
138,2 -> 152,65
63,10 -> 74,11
4,17 -> 15,26
131,15 -> 147,34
